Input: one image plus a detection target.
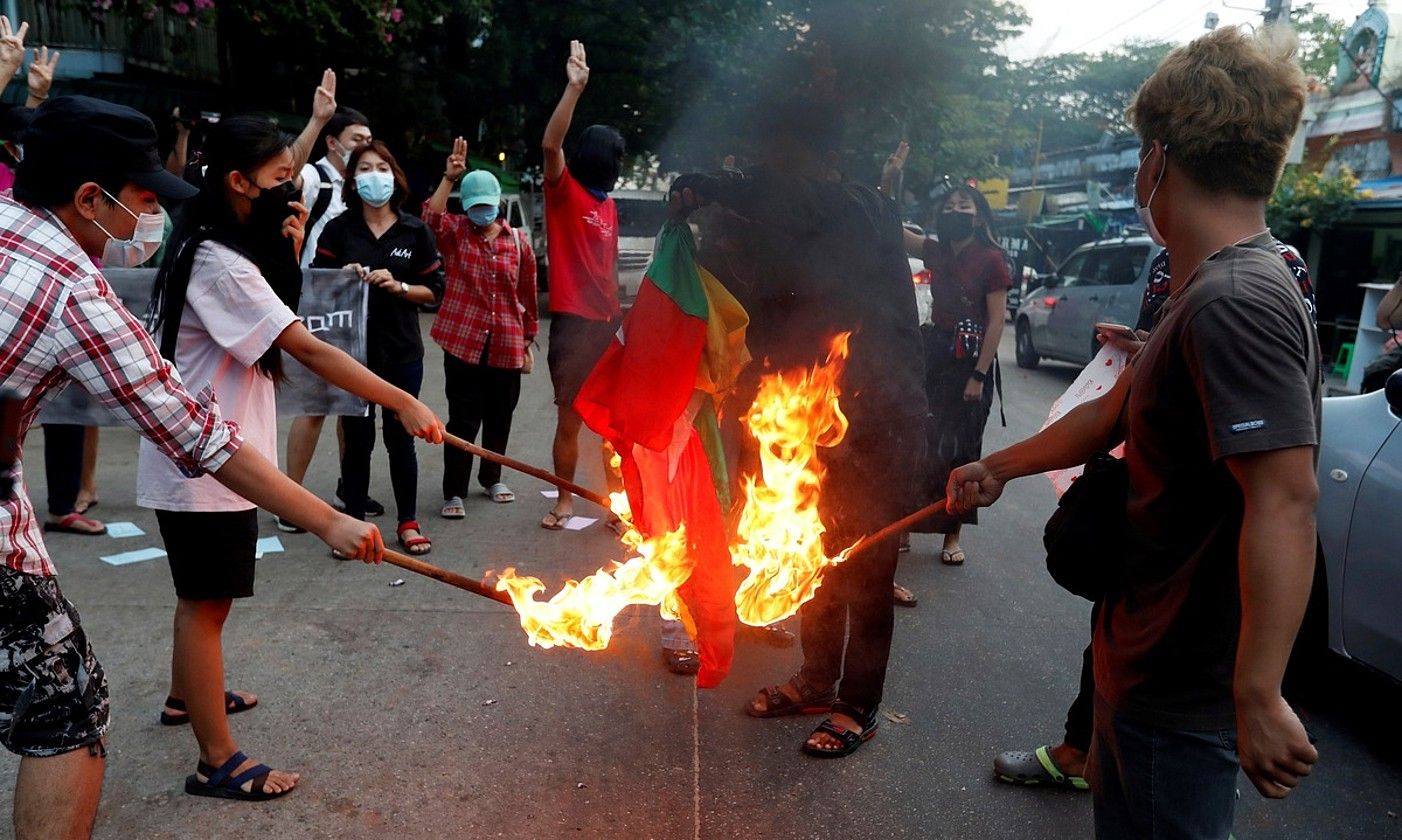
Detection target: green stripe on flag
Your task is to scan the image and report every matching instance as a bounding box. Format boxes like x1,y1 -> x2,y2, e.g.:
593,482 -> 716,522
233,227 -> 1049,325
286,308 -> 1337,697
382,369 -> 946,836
645,222 -> 710,321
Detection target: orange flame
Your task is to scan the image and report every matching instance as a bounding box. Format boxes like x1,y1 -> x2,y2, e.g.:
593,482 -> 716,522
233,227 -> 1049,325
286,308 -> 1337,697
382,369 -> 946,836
494,525 -> 692,650
494,452 -> 693,649
493,332 -> 855,650
731,333 -> 853,626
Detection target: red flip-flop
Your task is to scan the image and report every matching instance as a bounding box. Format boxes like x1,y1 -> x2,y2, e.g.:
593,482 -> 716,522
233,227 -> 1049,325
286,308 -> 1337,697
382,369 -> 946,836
397,520 -> 432,555
44,512 -> 107,536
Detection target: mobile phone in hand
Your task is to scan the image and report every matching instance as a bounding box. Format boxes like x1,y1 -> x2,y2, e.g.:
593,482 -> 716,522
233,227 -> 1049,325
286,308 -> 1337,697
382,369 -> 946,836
1095,322 -> 1139,343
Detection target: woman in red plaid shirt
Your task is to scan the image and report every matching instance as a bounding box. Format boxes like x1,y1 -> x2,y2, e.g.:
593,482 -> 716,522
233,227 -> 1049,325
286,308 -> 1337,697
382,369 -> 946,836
423,137 -> 538,517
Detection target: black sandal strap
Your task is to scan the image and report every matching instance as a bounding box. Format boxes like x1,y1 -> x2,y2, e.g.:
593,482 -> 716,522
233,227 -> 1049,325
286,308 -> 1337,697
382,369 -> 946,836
791,672 -> 833,703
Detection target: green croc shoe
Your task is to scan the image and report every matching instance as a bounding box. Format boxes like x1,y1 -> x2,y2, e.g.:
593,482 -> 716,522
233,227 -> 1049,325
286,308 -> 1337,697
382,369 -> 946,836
994,745 -> 1090,790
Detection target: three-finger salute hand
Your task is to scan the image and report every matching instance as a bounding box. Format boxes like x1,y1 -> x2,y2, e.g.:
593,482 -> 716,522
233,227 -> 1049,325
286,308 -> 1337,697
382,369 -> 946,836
27,44 -> 58,97
566,39 -> 589,89
445,136 -> 468,179
313,68 -> 337,121
0,17 -> 29,71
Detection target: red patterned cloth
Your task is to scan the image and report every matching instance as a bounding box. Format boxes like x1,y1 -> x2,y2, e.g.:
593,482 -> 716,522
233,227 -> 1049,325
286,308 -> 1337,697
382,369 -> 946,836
423,202 -> 538,369
0,193 -> 242,576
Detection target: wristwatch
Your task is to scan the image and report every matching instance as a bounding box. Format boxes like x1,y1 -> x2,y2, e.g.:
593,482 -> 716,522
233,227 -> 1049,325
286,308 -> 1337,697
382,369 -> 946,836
969,369 -> 988,384
399,281 -> 410,296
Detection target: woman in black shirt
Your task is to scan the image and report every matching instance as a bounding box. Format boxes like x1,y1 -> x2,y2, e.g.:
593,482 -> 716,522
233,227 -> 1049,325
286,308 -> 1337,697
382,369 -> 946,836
314,141 -> 444,554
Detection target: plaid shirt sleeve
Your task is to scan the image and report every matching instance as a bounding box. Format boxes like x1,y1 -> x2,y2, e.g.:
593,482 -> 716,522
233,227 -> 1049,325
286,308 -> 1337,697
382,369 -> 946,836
53,274 -> 242,478
518,232 -> 539,343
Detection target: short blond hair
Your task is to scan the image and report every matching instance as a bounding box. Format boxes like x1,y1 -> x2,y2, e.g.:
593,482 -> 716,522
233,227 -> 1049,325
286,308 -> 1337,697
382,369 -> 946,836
1127,25 -> 1306,198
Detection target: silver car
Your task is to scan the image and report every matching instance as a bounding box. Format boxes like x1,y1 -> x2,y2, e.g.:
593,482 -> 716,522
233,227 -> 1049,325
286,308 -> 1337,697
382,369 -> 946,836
1015,235 -> 1161,369
1311,370 -> 1402,682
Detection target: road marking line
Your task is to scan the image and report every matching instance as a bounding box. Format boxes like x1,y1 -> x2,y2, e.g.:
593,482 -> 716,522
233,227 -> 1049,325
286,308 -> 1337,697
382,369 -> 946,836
692,679 -> 701,840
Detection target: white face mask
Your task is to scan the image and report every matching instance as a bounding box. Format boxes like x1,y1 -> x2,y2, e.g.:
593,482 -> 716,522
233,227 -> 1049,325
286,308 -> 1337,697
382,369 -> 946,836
93,190 -> 165,268
332,138 -> 353,167
1135,144 -> 1169,247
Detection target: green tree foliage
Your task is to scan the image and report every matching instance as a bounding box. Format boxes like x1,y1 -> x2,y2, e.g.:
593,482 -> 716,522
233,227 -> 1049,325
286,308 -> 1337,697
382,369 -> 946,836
81,0 -> 1033,204
1003,40 -> 1173,155
1293,5 -> 1348,83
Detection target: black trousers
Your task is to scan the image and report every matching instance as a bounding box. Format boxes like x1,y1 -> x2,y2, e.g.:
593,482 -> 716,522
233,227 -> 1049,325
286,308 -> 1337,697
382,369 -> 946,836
441,350 -> 522,498
1063,603 -> 1101,753
42,424 -> 85,517
341,359 -> 423,523
798,421 -> 920,714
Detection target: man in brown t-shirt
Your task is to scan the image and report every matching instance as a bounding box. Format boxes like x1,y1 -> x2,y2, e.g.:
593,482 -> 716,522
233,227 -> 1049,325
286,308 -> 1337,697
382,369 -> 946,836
945,26 -> 1320,837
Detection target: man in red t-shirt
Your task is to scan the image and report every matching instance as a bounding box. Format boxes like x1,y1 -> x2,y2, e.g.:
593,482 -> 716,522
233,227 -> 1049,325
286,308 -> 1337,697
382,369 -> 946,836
540,39 -> 625,532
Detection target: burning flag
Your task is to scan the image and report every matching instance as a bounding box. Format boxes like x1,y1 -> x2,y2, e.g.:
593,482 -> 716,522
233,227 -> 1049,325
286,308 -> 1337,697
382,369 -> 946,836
537,221 -> 748,686
731,334 -> 854,626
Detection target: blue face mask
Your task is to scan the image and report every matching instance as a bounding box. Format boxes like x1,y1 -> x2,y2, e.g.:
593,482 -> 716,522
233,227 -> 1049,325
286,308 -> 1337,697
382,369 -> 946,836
355,171 -> 395,207
467,205 -> 500,227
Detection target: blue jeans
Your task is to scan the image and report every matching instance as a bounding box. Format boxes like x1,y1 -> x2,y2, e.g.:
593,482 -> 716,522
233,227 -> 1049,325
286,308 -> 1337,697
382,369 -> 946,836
340,359 -> 423,524
1088,695 -> 1240,839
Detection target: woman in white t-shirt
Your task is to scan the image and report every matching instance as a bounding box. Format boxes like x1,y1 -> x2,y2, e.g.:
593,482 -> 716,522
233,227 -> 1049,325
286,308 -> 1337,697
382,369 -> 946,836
138,116 -> 444,802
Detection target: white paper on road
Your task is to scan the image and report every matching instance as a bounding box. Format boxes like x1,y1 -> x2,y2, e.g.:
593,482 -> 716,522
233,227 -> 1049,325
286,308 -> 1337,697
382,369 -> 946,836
540,490 -> 559,498
1043,345 -> 1129,497
255,537 -> 285,559
100,547 -> 167,566
562,516 -> 598,531
104,521 -> 145,539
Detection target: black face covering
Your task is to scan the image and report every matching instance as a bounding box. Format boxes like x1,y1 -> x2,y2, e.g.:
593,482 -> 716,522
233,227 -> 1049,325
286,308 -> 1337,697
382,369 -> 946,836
248,179 -> 301,234
937,211 -> 976,243
568,124 -> 625,194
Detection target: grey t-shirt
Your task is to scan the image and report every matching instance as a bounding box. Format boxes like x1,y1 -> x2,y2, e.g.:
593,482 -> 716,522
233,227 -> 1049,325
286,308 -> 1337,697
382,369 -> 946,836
1095,235 -> 1321,730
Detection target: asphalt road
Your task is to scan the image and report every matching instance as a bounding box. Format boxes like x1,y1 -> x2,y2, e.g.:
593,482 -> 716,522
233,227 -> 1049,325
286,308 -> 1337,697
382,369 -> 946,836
2,323 -> 1399,840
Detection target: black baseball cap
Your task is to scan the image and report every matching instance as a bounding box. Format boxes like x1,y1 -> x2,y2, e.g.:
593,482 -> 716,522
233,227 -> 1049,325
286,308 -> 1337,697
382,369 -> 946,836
23,96 -> 198,200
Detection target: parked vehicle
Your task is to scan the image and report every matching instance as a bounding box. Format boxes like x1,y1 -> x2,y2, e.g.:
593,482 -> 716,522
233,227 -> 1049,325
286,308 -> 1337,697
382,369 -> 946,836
1014,234 -> 1161,369
613,189 -> 671,302
1310,370 -> 1402,684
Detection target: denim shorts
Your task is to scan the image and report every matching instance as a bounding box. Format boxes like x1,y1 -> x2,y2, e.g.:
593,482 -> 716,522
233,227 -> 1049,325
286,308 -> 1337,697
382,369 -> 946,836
0,567 -> 110,757
1088,694 -> 1240,839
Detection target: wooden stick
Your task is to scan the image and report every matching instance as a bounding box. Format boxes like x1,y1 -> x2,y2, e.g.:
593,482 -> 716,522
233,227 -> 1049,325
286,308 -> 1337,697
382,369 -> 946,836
441,432 -> 614,511
381,547 -> 514,606
847,497 -> 948,558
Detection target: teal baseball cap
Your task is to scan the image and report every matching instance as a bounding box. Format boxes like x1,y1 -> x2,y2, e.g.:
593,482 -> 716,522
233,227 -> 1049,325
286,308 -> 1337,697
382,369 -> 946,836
459,169 -> 501,209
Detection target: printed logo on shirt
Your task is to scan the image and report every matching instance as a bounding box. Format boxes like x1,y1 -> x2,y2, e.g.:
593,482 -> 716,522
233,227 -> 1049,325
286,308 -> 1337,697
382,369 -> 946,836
390,247 -> 413,260
583,208 -> 615,239
1230,419 -> 1267,433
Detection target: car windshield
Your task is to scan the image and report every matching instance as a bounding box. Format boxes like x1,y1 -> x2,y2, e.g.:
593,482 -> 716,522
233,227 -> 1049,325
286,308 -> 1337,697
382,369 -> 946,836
615,196 -> 670,238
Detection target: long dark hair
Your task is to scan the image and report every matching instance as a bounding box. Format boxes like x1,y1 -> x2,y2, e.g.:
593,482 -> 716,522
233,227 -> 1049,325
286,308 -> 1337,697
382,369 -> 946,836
147,116 -> 301,380
937,184 -> 1001,251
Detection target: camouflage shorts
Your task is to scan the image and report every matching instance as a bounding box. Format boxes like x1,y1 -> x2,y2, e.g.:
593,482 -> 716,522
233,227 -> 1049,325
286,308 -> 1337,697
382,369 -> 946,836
0,567 -> 110,757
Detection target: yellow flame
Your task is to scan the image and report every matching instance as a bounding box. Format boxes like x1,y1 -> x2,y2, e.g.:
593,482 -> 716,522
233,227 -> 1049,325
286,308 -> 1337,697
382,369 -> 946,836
494,525 -> 691,650
494,332 -> 856,649
731,333 -> 853,626
493,450 -> 693,649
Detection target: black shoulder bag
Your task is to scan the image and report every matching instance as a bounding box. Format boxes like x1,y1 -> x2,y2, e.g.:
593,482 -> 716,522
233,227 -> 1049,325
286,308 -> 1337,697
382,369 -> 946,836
1042,452 -> 1128,601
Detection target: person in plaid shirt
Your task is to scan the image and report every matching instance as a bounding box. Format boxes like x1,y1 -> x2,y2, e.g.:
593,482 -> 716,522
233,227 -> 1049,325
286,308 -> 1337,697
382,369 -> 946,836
0,95 -> 385,838
424,139 -> 538,516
